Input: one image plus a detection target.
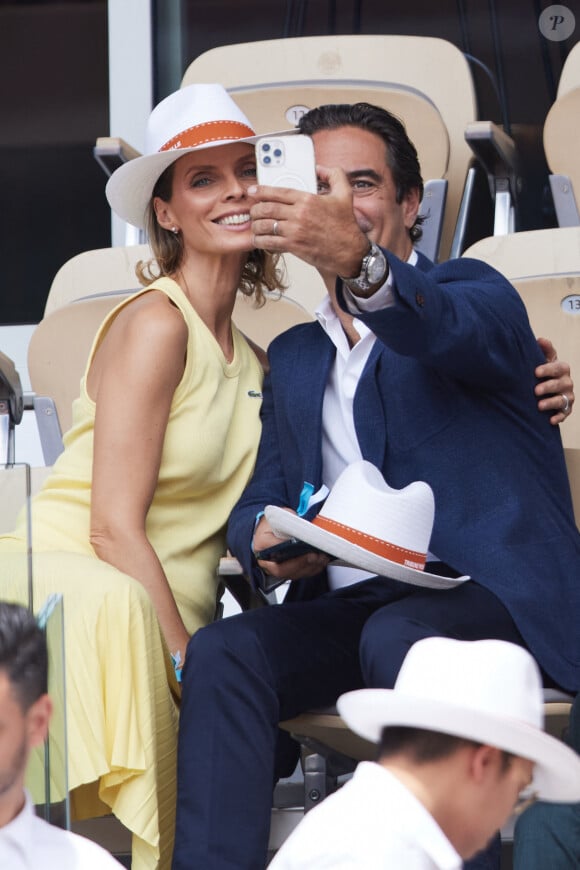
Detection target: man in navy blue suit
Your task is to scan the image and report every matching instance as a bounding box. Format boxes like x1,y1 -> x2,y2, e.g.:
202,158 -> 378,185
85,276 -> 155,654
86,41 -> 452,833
172,103 -> 579,870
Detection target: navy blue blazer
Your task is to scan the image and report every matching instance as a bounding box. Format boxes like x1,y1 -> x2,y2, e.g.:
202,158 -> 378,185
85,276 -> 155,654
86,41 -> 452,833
227,250 -> 580,691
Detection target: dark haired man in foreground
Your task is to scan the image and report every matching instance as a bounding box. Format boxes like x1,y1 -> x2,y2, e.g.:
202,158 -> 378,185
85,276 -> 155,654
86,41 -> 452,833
271,638 -> 580,869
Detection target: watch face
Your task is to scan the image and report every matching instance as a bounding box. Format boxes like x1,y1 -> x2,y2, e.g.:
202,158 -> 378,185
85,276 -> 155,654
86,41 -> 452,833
366,245 -> 387,285
342,243 -> 386,292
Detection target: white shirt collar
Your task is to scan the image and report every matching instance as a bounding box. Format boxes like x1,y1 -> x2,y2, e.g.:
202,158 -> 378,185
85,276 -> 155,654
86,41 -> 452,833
315,293 -> 373,354
0,790 -> 35,859
315,247 -> 418,336
357,763 -> 463,870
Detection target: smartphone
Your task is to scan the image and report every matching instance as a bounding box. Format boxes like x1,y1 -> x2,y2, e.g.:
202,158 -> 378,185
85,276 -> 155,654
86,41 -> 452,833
256,134 -> 317,193
255,538 -> 327,563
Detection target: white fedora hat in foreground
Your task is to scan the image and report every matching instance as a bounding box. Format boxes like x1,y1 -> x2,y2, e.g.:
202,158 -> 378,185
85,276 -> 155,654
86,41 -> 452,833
265,459 -> 469,589
338,637 -> 580,802
106,83 -> 262,229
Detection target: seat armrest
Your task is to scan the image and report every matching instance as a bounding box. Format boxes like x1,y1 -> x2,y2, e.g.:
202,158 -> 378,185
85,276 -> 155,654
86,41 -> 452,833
465,121 -> 517,179
415,179 -> 448,263
93,137 -> 142,177
464,121 -> 520,235
549,174 -> 580,227
217,555 -> 272,610
0,351 -> 23,465
0,351 -> 23,426
464,121 -> 519,198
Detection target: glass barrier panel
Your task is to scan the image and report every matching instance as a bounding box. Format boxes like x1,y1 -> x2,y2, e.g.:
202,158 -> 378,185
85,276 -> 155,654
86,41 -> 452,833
0,464 -> 69,828
30,594 -> 70,829
0,462 -> 32,607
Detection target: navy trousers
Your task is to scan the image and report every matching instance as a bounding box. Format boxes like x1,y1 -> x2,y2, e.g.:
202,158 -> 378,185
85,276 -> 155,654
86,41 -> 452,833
172,578 -> 526,870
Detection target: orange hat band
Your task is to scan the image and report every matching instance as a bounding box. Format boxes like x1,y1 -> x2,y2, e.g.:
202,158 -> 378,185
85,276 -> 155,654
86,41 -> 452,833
311,515 -> 427,570
160,119 -> 255,152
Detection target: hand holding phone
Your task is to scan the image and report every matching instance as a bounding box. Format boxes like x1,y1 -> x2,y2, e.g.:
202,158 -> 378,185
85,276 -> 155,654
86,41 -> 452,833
256,135 -> 317,193
255,538 -> 328,563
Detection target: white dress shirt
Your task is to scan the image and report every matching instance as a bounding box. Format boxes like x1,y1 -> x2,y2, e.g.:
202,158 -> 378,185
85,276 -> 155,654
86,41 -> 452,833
317,252 -> 426,589
0,791 -> 123,869
269,761 -> 462,870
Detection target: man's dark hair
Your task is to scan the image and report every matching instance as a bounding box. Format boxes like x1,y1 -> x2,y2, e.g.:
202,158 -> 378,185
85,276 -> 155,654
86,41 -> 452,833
379,726 -> 513,771
298,102 -> 424,241
0,602 -> 47,710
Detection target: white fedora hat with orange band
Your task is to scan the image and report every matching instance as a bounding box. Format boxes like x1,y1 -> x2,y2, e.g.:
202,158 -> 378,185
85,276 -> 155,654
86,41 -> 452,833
265,460 -> 470,589
338,638 -> 580,802
106,83 -> 262,230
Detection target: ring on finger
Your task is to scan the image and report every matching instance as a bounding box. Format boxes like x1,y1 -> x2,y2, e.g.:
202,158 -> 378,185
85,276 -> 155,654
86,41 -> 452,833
272,220 -> 279,236
561,393 -> 571,414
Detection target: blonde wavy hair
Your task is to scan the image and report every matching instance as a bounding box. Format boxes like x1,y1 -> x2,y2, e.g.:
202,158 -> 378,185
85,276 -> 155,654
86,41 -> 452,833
135,161 -> 285,306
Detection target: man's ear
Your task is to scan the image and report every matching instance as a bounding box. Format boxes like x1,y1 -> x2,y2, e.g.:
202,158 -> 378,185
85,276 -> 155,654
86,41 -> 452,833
26,694 -> 52,749
403,187 -> 421,230
470,744 -> 505,785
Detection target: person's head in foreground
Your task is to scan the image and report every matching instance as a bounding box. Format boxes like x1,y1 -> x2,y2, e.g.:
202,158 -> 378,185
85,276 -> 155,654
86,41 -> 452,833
0,601 -> 50,827
338,637 -> 580,861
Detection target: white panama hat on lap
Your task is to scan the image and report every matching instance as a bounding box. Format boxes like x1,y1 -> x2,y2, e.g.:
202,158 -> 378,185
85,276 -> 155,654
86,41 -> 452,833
106,83 -> 261,229
338,637 -> 580,802
265,459 -> 469,589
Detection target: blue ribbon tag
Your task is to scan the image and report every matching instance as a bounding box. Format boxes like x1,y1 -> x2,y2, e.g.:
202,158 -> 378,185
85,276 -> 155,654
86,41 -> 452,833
297,482 -> 315,517
297,482 -> 330,517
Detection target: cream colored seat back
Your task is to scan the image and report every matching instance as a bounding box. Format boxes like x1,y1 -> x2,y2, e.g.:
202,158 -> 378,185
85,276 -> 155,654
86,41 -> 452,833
20,244 -> 149,458
543,43 -> 580,227
44,244 -> 151,315
28,294 -> 134,435
182,34 -> 477,262
463,227 -> 580,450
32,245 -> 316,437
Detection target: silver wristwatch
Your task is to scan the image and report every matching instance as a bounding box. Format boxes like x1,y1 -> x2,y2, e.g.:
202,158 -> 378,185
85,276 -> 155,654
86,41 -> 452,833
342,242 -> 388,294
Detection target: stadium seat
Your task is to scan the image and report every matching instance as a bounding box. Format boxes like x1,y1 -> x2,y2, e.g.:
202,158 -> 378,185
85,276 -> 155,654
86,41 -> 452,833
463,226 -> 580,450
97,34 -> 525,268
27,243 -> 315,439
181,34 -> 473,263
543,42 -> 580,227
182,34 -> 524,262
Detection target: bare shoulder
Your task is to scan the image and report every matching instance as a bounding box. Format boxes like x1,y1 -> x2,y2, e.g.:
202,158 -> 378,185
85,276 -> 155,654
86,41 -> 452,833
89,290 -> 188,398
110,289 -> 188,348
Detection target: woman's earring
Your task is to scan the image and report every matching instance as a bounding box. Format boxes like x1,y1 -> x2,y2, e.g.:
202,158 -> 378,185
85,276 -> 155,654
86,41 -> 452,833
171,227 -> 179,234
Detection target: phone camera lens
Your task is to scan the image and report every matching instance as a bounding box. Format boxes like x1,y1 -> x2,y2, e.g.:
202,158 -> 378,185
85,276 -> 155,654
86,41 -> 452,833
262,143 -> 270,152
273,148 -> 282,158
263,155 -> 271,164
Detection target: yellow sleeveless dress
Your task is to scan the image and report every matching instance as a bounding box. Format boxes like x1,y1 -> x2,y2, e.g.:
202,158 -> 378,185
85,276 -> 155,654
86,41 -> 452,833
0,277 -> 263,869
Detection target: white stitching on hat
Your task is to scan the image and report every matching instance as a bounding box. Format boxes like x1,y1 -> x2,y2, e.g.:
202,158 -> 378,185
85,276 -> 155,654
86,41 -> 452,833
161,120 -> 254,151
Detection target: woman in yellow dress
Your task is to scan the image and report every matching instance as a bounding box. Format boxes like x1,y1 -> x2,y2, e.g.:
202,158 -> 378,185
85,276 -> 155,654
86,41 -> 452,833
0,82 -> 283,868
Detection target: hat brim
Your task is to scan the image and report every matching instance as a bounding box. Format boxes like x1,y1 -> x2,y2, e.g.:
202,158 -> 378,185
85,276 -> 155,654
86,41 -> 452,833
105,127 -> 298,229
337,689 -> 580,802
105,134 -> 260,230
265,505 -> 469,590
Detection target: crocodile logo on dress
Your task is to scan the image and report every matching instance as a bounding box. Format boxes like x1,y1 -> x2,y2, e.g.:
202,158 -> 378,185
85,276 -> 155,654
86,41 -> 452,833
247,390 -> 263,398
